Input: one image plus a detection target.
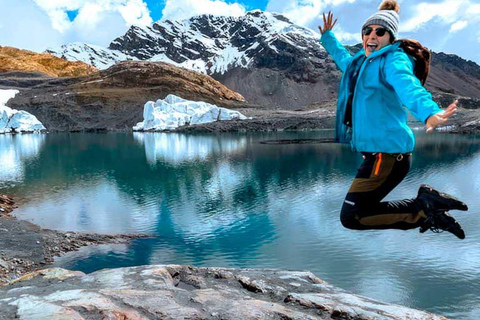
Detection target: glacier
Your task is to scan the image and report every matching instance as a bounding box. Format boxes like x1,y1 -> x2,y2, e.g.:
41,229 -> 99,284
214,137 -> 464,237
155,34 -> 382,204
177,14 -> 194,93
0,90 -> 46,133
133,94 -> 247,131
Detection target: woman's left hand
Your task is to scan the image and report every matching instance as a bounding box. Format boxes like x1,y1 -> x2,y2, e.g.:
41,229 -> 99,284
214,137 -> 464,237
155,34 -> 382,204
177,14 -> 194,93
426,100 -> 458,133
318,11 -> 337,35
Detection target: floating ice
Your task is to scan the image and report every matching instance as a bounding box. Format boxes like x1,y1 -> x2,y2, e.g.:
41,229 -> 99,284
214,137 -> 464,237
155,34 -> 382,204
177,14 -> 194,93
0,90 -> 46,133
133,94 -> 247,131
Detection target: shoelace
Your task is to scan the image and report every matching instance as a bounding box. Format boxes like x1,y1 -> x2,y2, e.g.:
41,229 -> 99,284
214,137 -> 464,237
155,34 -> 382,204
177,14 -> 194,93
419,214 -> 444,234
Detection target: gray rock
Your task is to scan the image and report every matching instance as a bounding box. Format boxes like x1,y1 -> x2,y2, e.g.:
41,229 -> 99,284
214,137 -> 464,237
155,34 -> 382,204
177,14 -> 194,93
0,265 -> 447,320
0,259 -> 8,269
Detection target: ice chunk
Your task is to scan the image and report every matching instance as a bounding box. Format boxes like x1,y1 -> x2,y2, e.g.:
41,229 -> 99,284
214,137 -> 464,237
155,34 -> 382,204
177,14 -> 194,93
0,90 -> 46,134
134,94 -> 247,131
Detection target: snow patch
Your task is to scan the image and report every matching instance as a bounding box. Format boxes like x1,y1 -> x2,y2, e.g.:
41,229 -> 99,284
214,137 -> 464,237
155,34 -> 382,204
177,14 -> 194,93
46,42 -> 132,69
133,94 -> 247,131
0,90 -> 46,134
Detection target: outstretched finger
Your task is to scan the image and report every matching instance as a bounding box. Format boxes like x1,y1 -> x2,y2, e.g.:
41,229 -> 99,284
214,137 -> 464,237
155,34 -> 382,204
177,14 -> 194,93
332,18 -> 338,28
443,108 -> 456,118
444,100 -> 458,112
443,105 -> 458,119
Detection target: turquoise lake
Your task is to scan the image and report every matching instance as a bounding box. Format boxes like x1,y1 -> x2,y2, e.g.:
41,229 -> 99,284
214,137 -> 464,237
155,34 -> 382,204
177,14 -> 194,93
1,131 -> 479,319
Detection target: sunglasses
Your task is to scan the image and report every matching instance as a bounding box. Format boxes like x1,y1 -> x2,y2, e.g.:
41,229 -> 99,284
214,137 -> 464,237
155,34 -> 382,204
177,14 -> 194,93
362,27 -> 388,37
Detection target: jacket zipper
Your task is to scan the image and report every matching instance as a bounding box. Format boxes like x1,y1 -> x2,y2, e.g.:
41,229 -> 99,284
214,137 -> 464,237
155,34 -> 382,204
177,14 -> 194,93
351,56 -> 370,150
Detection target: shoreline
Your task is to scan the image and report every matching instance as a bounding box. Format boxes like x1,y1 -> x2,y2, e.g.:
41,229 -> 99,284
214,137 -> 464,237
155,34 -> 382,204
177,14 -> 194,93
0,195 -> 146,285
1,105 -> 478,134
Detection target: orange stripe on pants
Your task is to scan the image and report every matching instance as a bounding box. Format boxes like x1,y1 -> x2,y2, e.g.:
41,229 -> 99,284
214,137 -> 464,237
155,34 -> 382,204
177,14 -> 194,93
374,153 -> 382,175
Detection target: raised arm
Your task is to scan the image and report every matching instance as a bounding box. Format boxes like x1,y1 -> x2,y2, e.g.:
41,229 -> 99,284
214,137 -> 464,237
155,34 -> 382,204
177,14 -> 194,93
318,12 -> 352,73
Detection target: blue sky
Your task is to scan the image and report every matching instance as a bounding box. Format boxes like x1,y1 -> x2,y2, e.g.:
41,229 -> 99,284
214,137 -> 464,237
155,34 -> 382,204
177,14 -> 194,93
0,0 -> 479,64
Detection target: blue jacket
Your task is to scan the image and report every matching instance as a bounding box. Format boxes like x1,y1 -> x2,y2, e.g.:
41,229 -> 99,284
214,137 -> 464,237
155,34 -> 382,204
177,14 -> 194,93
320,30 -> 442,153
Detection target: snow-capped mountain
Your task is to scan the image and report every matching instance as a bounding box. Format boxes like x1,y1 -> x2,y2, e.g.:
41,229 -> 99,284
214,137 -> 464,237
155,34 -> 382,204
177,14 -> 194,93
47,11 -> 325,75
46,10 -> 338,108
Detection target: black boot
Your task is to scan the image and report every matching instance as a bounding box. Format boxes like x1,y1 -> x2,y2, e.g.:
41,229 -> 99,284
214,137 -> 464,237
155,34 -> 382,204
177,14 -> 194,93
416,184 -> 468,216
419,211 -> 465,239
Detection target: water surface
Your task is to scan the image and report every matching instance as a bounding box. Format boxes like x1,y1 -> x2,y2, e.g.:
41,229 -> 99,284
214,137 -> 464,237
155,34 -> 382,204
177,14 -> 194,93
1,131 -> 479,319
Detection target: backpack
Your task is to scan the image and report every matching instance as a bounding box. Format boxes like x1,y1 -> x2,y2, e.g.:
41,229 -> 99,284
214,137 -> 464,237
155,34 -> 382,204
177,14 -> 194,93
395,39 -> 431,86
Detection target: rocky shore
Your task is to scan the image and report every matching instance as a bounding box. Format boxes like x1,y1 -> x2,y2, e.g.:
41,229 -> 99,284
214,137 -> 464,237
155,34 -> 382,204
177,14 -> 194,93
0,195 -> 145,285
0,195 -> 449,319
0,265 -> 447,320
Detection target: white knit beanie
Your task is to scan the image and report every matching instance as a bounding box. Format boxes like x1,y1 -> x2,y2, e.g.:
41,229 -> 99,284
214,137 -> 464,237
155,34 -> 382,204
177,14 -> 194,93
362,0 -> 400,39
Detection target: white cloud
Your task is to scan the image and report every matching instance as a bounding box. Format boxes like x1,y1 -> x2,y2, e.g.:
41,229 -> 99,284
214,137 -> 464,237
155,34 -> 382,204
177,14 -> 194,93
266,0 -> 356,28
0,0 -> 153,52
449,20 -> 468,33
33,0 -> 153,33
161,0 -> 246,21
334,28 -> 361,43
118,0 -> 152,26
470,4 -> 480,15
0,0 -> 64,51
401,0 -> 465,32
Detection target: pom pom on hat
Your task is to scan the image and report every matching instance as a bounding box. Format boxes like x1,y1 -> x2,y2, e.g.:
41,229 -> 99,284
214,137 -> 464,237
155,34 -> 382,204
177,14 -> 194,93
362,0 -> 400,39
379,0 -> 400,12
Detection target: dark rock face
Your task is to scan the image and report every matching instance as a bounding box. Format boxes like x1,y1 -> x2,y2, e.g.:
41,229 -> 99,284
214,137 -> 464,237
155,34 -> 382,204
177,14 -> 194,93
428,52 -> 480,99
0,72 -> 53,89
1,61 -> 246,132
431,52 -> 480,80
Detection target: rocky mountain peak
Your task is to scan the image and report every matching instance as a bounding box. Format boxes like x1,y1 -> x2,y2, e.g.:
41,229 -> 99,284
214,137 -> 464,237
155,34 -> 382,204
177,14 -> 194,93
104,10 -> 323,76
431,52 -> 480,79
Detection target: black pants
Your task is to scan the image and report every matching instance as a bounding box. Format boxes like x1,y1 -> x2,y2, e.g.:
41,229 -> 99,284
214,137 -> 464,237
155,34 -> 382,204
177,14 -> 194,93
340,152 -> 424,230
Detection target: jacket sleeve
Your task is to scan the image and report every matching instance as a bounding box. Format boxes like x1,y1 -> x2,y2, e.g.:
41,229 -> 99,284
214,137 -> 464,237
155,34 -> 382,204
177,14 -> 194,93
320,30 -> 353,73
384,51 -> 442,123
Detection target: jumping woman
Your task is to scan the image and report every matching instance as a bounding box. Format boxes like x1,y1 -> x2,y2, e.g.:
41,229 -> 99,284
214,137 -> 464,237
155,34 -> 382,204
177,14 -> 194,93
318,0 -> 468,238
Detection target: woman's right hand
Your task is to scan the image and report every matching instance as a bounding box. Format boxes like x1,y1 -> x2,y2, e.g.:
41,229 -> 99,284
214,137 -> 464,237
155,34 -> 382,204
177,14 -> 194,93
425,100 -> 458,133
319,11 -> 337,35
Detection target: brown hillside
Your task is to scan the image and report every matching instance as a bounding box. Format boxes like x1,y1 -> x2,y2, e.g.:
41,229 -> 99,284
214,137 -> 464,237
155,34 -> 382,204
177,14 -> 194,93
4,61 -> 248,131
0,46 -> 97,77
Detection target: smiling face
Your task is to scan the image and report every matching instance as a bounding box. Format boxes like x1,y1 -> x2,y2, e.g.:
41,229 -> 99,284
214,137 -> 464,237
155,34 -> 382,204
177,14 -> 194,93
362,24 -> 392,57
